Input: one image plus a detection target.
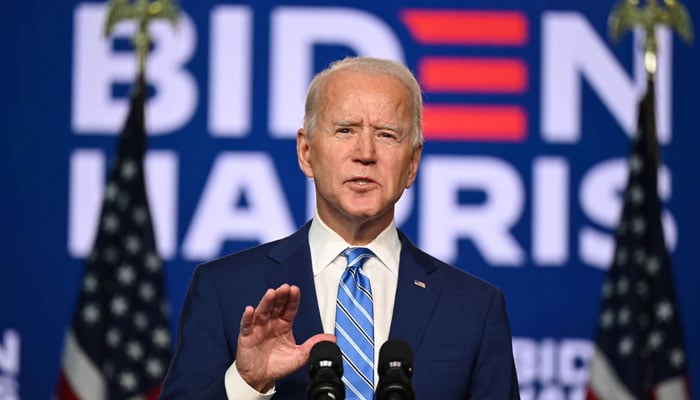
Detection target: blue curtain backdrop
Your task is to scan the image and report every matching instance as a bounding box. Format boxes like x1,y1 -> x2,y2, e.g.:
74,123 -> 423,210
2,1 -> 699,398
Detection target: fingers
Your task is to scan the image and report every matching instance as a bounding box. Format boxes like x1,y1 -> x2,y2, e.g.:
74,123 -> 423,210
239,305 -> 255,336
270,285 -> 291,319
249,284 -> 298,327
237,285 -> 324,384
279,285 -> 300,323
254,288 -> 277,323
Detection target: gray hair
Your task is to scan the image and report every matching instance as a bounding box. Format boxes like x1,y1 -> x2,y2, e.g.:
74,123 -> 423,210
303,56 -> 424,148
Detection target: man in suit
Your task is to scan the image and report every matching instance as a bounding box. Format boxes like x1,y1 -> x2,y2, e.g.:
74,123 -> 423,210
160,56 -> 520,399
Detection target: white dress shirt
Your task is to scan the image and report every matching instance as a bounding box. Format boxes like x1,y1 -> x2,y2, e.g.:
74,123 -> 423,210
224,214 -> 401,399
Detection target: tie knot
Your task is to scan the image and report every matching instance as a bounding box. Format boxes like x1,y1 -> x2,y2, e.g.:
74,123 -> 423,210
342,247 -> 374,270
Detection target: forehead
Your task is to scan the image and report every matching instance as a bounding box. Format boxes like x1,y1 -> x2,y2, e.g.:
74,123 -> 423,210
318,70 -> 411,116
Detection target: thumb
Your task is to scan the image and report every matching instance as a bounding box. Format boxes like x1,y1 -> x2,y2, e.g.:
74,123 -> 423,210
299,333 -> 337,360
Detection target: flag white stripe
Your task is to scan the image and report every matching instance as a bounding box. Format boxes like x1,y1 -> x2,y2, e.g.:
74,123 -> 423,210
655,376 -> 689,400
62,330 -> 106,400
588,348 -> 635,400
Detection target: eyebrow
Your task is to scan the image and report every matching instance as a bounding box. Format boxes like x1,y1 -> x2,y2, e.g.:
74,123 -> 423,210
333,120 -> 360,127
375,124 -> 401,132
333,120 -> 402,132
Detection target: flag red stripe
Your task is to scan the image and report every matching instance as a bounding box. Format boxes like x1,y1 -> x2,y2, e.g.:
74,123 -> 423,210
585,387 -> 600,400
422,105 -> 527,141
400,10 -> 528,45
55,371 -> 80,400
419,57 -> 528,93
146,385 -> 163,400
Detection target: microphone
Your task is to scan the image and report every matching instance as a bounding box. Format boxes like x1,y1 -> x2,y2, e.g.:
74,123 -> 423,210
376,339 -> 415,400
307,340 -> 345,400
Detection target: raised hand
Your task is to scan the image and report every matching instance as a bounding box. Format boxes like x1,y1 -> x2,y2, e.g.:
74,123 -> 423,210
235,284 -> 336,392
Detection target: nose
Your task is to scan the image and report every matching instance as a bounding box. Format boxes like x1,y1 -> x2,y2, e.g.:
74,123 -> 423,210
353,131 -> 376,163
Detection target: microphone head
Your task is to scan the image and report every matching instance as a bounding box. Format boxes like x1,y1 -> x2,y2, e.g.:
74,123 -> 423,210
309,340 -> 343,377
378,339 -> 413,377
308,341 -> 345,400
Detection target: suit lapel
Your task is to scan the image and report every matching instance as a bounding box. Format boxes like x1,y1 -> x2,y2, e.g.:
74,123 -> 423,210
389,231 -> 442,353
264,222 -> 324,342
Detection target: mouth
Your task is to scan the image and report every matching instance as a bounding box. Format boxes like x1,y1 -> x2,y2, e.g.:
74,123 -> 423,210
346,177 -> 377,187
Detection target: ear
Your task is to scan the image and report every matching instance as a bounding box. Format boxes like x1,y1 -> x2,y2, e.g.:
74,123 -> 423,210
405,144 -> 422,188
297,128 -> 314,179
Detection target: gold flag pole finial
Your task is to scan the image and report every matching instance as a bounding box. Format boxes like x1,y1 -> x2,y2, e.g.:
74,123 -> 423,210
103,0 -> 179,78
609,0 -> 693,76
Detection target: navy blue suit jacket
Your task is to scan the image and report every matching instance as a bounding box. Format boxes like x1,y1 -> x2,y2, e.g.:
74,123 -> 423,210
160,222 -> 520,399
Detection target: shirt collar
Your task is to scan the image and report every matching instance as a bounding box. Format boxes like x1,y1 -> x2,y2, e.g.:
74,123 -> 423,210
308,211 -> 401,276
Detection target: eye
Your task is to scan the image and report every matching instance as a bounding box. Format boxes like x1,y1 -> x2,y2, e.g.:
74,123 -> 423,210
336,127 -> 352,134
377,131 -> 400,142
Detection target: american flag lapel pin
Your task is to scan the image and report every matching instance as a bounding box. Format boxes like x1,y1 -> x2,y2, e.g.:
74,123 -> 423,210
413,279 -> 426,289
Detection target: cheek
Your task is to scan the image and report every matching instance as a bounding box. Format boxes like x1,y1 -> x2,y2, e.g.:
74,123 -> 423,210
312,161 -> 338,186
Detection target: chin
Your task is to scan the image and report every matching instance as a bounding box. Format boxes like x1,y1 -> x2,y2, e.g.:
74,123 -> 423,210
344,204 -> 390,222
346,209 -> 380,220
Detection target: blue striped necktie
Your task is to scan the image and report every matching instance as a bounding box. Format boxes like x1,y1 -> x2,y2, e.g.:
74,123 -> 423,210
335,247 -> 375,400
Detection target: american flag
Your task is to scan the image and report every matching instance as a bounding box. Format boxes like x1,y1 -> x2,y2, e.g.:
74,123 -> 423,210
586,78 -> 690,400
56,75 -> 172,399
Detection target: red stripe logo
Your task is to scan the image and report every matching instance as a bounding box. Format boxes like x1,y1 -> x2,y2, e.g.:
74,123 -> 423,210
419,57 -> 528,93
401,10 -> 529,142
423,105 -> 527,141
400,10 -> 528,45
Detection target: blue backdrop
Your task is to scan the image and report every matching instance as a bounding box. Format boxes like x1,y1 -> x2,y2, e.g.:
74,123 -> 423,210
2,1 -> 699,399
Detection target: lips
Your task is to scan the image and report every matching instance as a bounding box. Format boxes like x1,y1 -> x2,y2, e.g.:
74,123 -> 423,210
346,176 -> 377,187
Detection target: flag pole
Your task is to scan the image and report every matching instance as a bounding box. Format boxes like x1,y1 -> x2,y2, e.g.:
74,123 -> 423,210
104,0 -> 179,79
608,0 -> 693,168
609,0 -> 693,77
